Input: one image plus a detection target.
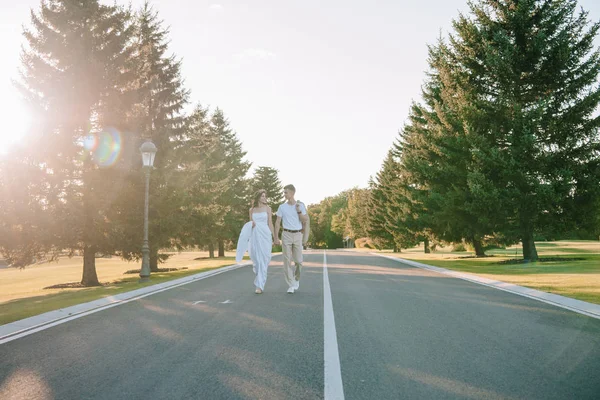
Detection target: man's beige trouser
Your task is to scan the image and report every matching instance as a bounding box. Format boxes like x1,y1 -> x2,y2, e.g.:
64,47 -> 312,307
282,230 -> 303,288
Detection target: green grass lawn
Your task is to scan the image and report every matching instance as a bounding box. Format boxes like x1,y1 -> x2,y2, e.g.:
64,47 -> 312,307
0,253 -> 246,326
378,240 -> 600,305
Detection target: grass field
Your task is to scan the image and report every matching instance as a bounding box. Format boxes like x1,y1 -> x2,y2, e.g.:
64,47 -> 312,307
375,240 -> 600,305
0,251 -> 245,325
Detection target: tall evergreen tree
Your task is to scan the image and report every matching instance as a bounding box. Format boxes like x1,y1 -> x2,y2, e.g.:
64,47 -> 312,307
389,131 -> 434,253
0,147 -> 60,267
442,0 -> 600,260
395,45 -> 503,256
367,154 -> 397,250
9,0 -> 134,285
249,166 -> 284,206
210,109 -> 251,257
111,2 -> 189,272
177,105 -> 228,257
369,150 -> 419,252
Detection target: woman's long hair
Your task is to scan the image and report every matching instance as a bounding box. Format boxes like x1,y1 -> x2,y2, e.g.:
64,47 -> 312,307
252,189 -> 267,208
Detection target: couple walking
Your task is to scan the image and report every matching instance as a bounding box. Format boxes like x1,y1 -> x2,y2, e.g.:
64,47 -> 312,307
236,184 -> 308,294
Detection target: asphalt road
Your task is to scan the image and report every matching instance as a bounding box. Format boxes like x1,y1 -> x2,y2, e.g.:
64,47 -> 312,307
1,251 -> 599,399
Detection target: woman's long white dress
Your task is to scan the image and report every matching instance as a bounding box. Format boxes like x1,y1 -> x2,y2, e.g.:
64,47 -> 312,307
236,212 -> 272,290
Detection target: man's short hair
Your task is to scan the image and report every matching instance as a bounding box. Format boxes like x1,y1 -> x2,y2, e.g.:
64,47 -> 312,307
283,184 -> 296,192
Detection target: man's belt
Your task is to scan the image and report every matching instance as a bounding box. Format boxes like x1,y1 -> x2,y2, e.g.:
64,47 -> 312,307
283,229 -> 302,233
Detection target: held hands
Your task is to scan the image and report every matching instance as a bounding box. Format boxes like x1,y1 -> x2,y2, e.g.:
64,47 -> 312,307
273,238 -> 281,246
252,221 -> 256,228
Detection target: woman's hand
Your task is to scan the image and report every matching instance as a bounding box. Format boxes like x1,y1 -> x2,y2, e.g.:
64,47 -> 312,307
252,221 -> 256,228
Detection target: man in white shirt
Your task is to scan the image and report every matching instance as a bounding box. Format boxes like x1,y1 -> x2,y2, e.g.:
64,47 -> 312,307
274,184 -> 308,294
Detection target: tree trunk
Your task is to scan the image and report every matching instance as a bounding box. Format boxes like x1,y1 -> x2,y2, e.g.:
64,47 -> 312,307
473,238 -> 485,257
208,243 -> 215,258
81,245 -> 100,286
522,233 -> 538,262
424,238 -> 431,254
81,181 -> 100,286
218,240 -> 225,257
150,248 -> 159,272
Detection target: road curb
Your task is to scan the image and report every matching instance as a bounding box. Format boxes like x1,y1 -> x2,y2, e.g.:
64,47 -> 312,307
0,261 -> 256,344
372,252 -> 600,320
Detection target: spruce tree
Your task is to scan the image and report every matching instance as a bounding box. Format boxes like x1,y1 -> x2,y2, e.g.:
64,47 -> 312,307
443,0 -> 600,260
11,0 -> 134,285
396,45 -> 505,256
210,109 -> 251,257
111,2 -> 189,271
367,153 -> 399,250
250,166 -> 284,206
177,105 -> 228,258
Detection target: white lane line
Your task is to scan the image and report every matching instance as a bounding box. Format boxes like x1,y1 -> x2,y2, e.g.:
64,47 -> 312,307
192,301 -> 206,305
374,253 -> 600,320
323,250 -> 345,400
220,300 -> 233,304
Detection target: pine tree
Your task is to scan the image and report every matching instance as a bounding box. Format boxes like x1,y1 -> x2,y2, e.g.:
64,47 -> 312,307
395,45 -> 505,256
110,2 -> 189,272
0,147 -> 60,267
443,0 -> 600,260
210,109 -> 251,257
249,166 -> 284,206
370,148 -> 421,252
367,153 -> 398,250
392,116 -> 437,254
10,0 -> 135,285
177,105 -> 229,257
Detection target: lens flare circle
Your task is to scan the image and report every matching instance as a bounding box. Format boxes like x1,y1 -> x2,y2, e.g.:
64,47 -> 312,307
83,134 -> 97,151
85,128 -> 122,167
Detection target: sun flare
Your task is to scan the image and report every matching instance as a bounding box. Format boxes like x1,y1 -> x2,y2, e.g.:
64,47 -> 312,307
0,96 -> 31,155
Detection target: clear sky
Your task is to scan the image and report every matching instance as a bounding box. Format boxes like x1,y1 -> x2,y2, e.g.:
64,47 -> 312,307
1,0 -> 599,205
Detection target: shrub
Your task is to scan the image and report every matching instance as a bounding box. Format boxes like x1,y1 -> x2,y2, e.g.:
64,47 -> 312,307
452,243 -> 467,252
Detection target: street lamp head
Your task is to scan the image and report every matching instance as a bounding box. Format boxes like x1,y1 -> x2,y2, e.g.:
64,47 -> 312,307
140,140 -> 157,168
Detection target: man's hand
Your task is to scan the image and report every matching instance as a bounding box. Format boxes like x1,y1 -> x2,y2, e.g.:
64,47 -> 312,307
274,238 -> 281,246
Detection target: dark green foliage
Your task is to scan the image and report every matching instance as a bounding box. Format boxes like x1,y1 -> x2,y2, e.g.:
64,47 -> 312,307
249,166 -> 284,207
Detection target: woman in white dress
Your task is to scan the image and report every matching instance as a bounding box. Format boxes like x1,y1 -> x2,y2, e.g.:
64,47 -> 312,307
246,190 -> 275,294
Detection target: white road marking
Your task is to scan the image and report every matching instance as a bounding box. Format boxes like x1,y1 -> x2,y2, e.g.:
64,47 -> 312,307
323,251 -> 345,400
374,253 -> 600,320
192,301 -> 206,305
220,300 -> 233,304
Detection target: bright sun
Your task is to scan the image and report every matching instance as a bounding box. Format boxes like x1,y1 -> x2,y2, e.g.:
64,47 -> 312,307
0,93 -> 31,155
